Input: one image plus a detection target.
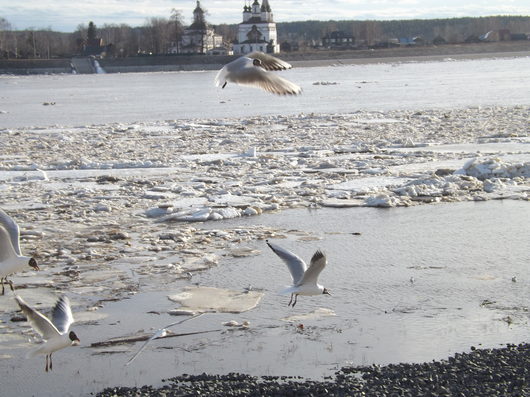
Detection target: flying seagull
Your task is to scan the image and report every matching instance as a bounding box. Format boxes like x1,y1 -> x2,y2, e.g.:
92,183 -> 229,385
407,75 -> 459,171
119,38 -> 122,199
15,295 -> 80,372
126,312 -> 205,366
0,209 -> 39,294
266,240 -> 330,307
215,52 -> 302,96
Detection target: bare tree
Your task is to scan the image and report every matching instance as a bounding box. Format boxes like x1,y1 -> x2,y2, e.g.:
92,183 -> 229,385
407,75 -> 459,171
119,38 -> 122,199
170,8 -> 184,52
0,17 -> 12,58
142,17 -> 174,54
99,23 -> 137,57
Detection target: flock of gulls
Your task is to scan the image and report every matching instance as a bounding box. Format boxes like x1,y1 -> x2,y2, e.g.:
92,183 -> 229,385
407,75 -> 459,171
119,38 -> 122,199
1,206 -> 330,371
1,56 -> 317,371
0,53 -> 339,375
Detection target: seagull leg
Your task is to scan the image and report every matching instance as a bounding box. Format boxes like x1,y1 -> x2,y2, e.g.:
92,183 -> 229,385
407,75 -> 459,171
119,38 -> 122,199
222,82 -> 227,89
45,355 -> 49,372
292,294 -> 298,307
1,278 -> 4,295
8,279 -> 14,292
49,353 -> 53,371
288,294 -> 294,306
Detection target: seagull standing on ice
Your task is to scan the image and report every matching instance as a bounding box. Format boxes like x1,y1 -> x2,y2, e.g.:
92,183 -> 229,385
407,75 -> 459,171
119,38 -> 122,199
0,209 -> 39,294
215,52 -> 302,96
15,295 -> 80,372
266,240 -> 330,307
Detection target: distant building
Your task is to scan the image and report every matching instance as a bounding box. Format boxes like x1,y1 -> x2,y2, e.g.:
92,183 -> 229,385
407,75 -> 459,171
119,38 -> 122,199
321,31 -> 355,49
171,1 -> 224,54
232,0 -> 280,55
206,46 -> 233,56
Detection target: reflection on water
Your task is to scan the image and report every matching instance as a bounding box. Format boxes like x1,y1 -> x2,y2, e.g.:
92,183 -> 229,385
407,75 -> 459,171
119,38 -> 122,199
1,200 -> 528,396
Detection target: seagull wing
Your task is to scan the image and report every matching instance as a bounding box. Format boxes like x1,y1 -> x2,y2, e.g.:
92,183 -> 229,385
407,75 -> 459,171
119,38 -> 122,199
125,328 -> 167,366
298,250 -> 327,286
0,224 -> 18,263
15,295 -> 61,340
51,295 -> 74,334
266,240 -> 307,285
126,313 -> 204,366
246,52 -> 293,71
0,209 -> 22,256
162,312 -> 205,330
229,67 -> 301,96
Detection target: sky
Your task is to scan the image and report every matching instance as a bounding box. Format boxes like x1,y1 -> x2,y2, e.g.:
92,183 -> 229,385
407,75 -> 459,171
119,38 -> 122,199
2,0 -> 530,32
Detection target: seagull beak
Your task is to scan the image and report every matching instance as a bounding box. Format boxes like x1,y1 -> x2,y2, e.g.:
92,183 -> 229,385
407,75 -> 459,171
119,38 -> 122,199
323,288 -> 331,296
72,339 -> 80,346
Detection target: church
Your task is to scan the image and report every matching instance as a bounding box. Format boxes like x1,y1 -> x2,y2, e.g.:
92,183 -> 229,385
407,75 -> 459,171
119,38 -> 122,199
173,1 -> 224,54
232,0 -> 280,55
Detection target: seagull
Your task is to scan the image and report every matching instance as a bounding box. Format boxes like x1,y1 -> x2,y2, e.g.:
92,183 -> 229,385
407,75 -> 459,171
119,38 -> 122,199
215,52 -> 302,96
126,313 -> 204,366
0,209 -> 40,294
266,240 -> 330,307
15,295 -> 80,372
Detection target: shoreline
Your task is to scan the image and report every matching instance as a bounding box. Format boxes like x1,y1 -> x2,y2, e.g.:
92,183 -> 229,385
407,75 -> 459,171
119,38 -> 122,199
97,343 -> 530,396
0,41 -> 528,74
289,49 -> 530,68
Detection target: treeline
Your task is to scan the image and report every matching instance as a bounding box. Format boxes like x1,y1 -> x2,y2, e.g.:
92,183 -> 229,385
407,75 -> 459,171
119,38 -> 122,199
278,16 -> 530,47
0,13 -> 185,59
0,15 -> 529,59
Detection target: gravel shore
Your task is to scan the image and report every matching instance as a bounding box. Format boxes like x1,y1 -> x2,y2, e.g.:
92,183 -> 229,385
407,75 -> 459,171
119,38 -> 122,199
97,343 -> 530,396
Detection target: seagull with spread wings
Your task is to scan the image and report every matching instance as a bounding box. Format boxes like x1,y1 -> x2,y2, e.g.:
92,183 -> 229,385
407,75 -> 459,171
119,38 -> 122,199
15,295 -> 80,372
215,52 -> 302,96
266,240 -> 330,307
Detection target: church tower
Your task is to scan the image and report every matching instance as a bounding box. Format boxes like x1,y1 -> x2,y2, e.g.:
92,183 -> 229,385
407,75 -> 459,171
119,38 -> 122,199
175,1 -> 224,54
243,1 -> 252,22
261,0 -> 272,22
191,0 -> 206,29
233,0 -> 279,55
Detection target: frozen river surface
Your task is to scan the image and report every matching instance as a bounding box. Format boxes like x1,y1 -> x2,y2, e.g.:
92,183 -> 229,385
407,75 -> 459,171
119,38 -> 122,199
0,55 -> 528,396
1,55 -> 529,128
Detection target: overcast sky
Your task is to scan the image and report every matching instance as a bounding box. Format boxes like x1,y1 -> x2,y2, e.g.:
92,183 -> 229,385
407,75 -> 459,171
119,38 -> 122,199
2,0 -> 530,32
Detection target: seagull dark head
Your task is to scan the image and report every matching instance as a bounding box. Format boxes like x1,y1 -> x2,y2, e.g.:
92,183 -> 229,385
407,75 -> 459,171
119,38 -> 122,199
69,331 -> 80,345
322,288 -> 331,296
28,257 -> 39,271
252,58 -> 263,68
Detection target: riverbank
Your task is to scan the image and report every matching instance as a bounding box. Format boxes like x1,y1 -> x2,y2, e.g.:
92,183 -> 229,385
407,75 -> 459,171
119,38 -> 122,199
98,343 -> 530,396
0,40 -> 528,75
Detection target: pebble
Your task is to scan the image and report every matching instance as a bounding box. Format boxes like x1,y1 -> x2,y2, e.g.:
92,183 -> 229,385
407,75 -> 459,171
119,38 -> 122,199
96,343 -> 530,396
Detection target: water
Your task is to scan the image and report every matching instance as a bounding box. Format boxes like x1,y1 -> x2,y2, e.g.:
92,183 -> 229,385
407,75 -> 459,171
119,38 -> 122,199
1,56 -> 529,128
0,55 -> 528,395
1,200 -> 527,396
